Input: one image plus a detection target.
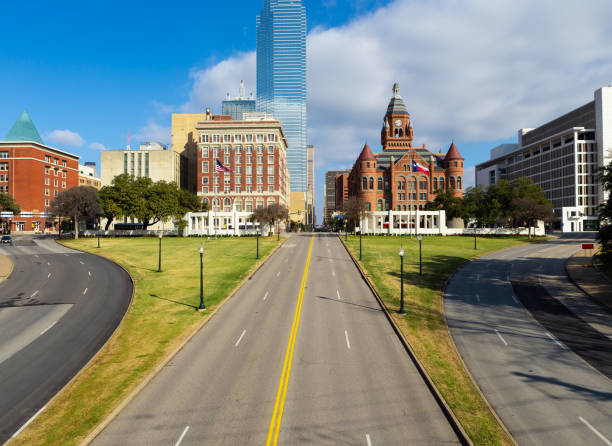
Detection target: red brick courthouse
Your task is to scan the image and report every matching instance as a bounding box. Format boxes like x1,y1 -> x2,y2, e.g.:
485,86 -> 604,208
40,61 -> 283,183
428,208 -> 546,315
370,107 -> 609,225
344,83 -> 464,212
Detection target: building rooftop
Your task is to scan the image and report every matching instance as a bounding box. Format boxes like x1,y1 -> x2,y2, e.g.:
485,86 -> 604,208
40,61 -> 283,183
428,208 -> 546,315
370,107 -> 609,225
4,110 -> 44,144
386,83 -> 410,116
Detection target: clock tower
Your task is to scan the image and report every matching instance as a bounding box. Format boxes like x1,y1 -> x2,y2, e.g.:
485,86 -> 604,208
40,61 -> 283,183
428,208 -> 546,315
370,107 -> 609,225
381,83 -> 414,150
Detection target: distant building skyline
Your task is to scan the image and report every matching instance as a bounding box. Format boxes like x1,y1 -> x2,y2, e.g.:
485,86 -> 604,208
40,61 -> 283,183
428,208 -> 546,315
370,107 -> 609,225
222,80 -> 256,120
256,0 -> 307,194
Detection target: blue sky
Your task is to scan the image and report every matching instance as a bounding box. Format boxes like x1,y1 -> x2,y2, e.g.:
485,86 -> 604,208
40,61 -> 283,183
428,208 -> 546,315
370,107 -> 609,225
1,0 -> 611,220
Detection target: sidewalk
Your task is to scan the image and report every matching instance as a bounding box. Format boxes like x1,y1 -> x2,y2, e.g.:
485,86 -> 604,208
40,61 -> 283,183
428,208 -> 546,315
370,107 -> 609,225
566,248 -> 612,313
0,252 -> 13,281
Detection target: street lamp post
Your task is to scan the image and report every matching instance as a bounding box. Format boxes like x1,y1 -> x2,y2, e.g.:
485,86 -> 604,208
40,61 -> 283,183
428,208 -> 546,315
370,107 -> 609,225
359,227 -> 362,260
157,234 -> 162,272
345,222 -> 348,241
277,221 -> 280,241
417,235 -> 423,276
474,227 -> 477,250
399,246 -> 405,314
198,244 -> 205,311
256,229 -> 260,260
97,230 -> 101,249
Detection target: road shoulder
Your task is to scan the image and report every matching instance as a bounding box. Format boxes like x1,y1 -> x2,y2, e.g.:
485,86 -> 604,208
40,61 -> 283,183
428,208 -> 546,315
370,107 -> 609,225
566,248 -> 612,312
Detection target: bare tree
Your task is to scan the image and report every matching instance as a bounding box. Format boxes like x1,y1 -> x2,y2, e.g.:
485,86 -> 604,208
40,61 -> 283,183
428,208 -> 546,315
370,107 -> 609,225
252,203 -> 289,235
343,196 -> 366,233
48,186 -> 101,239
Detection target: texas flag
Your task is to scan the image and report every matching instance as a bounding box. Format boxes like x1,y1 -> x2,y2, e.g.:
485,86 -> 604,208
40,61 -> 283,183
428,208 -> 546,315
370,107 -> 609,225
411,160 -> 430,176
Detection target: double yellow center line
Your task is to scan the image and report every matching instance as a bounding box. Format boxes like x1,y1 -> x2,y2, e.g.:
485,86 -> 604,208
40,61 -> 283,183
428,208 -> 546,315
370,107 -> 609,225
266,235 -> 314,446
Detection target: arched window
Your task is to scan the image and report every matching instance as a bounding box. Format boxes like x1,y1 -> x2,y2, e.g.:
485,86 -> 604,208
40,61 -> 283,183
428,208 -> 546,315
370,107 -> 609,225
256,198 -> 264,209
457,177 -> 462,189
362,177 -> 367,190
402,205 -> 406,211
378,177 -> 383,190
203,197 -> 210,209
377,199 -> 383,211
397,205 -> 401,211
450,177 -> 456,189
365,202 -> 371,211
439,177 -> 445,190
223,198 -> 232,212
212,198 -> 220,211
245,199 -> 253,212
369,177 -> 374,189
433,177 -> 438,190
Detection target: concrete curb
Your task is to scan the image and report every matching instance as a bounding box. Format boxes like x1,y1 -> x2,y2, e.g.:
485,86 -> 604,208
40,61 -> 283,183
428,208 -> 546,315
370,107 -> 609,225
339,236 -> 473,446
79,237 -> 287,446
5,239 -> 135,446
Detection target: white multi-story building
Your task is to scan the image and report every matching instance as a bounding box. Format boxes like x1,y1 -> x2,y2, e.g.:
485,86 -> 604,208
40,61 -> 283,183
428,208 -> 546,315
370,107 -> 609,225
476,86 -> 612,232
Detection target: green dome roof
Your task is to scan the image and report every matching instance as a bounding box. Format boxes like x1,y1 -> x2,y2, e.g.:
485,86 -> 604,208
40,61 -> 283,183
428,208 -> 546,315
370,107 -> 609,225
4,110 -> 44,144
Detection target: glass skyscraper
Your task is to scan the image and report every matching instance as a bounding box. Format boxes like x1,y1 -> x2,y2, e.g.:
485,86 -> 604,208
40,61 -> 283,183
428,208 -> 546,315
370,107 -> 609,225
256,0 -> 307,193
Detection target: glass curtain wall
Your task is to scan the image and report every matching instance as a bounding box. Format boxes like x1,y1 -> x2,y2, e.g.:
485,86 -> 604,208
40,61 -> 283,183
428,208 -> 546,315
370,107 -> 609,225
257,0 -> 307,193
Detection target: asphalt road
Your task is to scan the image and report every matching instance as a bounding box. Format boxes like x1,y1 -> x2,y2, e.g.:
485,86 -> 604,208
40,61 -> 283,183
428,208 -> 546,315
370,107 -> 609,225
445,234 -> 612,446
0,236 -> 132,444
92,233 -> 459,445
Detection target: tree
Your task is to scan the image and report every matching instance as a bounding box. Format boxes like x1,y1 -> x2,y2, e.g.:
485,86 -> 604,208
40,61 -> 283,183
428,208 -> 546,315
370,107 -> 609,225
177,189 -> 201,217
597,161 -> 612,253
343,196 -> 366,232
252,204 -> 288,235
462,186 -> 497,227
425,189 -> 463,220
49,186 -> 101,239
510,197 -> 554,238
99,185 -> 122,230
201,199 -> 210,212
0,193 -> 20,233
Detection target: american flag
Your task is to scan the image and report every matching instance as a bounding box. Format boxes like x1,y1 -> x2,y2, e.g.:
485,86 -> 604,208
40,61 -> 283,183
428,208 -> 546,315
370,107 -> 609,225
215,159 -> 232,173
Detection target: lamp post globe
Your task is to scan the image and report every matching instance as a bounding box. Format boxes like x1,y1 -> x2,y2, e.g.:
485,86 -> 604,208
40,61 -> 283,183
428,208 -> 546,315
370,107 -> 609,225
198,244 -> 205,311
157,234 -> 162,273
398,246 -> 405,314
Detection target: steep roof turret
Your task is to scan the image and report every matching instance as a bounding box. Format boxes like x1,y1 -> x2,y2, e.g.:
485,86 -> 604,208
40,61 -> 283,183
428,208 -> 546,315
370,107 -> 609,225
385,83 -> 409,116
357,143 -> 375,161
443,142 -> 463,161
4,110 -> 44,144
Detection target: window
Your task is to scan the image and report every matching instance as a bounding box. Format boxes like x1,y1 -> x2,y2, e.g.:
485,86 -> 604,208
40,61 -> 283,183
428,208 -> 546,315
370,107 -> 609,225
236,186 -> 242,193
235,176 -> 241,184
256,134 -> 264,142
246,200 -> 253,212
224,186 -> 230,193
378,177 -> 383,190
53,190 -> 58,197
202,177 -> 209,184
45,188 -> 50,196
246,166 -> 252,174
224,146 -> 231,154
268,176 -> 274,184
247,156 -> 252,164
365,202 -> 371,211
212,135 -> 220,143
54,179 -> 58,187
45,155 -> 51,162
268,155 -> 274,164
457,177 -> 462,189
257,186 -> 263,193
433,178 -> 438,190
256,166 -> 263,174
257,145 -> 264,154
214,176 -> 220,185
0,163 -> 8,171
234,134 -> 242,142
202,186 -> 209,193
268,166 -> 274,174
45,177 -> 50,185
235,201 -> 242,212
224,156 -> 230,164
268,145 -> 275,153
369,177 -> 374,189
246,186 -> 252,193
45,199 -> 50,207
246,145 -> 253,154
224,177 -> 231,185
236,155 -> 242,164
202,147 -> 209,157
362,177 -> 367,190
201,135 -> 209,143
236,166 -> 242,174
235,146 -> 242,154
62,160 -> 67,167
246,134 -> 253,142
213,147 -> 219,157
268,134 -> 275,142
257,156 -> 263,164
202,161 -> 209,173
439,177 -> 445,190
0,152 -> 8,159
450,177 -> 455,189
257,176 -> 263,184
268,186 -> 274,193
246,177 -> 252,184
377,200 -> 383,211
62,171 -> 66,178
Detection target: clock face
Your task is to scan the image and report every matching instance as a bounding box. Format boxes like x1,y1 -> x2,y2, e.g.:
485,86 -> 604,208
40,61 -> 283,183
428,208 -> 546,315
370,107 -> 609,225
395,119 -> 403,127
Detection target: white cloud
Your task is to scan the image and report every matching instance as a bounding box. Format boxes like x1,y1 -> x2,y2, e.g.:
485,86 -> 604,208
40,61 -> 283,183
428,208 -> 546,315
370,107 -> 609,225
180,0 -> 612,173
89,142 -> 106,151
46,129 -> 85,147
133,121 -> 171,145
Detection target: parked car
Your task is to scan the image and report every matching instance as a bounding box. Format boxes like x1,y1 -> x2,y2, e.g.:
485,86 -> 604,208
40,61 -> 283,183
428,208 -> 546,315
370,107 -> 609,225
1,235 -> 12,244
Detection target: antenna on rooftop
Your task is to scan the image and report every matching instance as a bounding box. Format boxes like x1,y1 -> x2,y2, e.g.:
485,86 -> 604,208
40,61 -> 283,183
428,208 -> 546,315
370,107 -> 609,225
127,131 -> 131,150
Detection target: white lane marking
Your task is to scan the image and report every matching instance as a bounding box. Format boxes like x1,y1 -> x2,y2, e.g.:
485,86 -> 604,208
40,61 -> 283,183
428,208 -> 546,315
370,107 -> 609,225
47,273 -> 51,279
175,426 -> 190,446
475,294 -> 480,303
546,332 -> 566,350
579,416 -> 612,445
34,254 -> 39,258
263,291 -> 269,301
506,273 -> 510,281
366,434 -> 372,446
608,335 -> 612,341
64,254 -> 69,257
332,271 -> 336,277
47,262 -> 51,266
235,329 -> 246,347
345,330 -> 351,349
495,329 -> 508,346
40,321 -> 57,336
83,288 -> 88,295
276,271 -> 281,277
79,261 -> 84,265
88,271 -> 91,277
512,295 -> 519,304
337,289 -> 341,300
285,257 -> 288,263
30,290 -> 39,298
11,405 -> 46,438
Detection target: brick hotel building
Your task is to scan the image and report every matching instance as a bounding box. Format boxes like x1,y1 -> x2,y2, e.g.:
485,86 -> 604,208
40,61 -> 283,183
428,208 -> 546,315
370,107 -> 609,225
195,112 -> 289,212
347,83 -> 464,212
1,111 -> 79,232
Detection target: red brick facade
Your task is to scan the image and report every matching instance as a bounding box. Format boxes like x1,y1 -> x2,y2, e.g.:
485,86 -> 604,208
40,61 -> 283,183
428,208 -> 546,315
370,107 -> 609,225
0,142 -> 79,232
348,84 -> 464,212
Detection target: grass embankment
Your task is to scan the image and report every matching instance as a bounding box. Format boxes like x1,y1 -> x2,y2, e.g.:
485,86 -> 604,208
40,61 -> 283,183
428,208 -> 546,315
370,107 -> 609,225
11,236 -> 281,446
344,235 -> 536,446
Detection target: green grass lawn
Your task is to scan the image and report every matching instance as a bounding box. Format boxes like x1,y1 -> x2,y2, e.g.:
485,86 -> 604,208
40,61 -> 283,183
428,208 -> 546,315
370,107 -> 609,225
344,234 -> 540,446
11,235 -> 281,446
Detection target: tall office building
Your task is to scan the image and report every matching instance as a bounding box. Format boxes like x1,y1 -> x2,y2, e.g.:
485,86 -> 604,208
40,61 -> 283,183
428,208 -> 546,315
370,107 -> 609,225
256,0 -> 307,198
222,80 -> 256,120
